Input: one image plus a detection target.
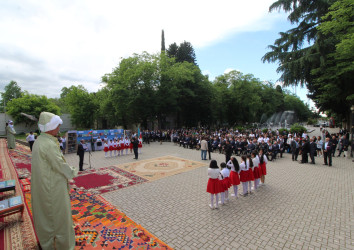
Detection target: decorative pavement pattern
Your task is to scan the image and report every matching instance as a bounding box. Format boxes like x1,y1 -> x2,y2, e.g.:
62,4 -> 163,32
115,156 -> 206,181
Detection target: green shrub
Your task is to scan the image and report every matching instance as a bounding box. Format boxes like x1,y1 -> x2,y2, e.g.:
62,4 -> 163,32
307,118 -> 317,125
262,128 -> 268,134
278,128 -> 289,135
290,123 -> 307,135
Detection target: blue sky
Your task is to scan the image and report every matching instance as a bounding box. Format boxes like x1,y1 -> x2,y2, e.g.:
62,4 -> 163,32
0,0 -> 313,108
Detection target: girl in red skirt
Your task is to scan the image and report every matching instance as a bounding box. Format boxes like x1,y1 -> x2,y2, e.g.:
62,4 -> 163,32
103,141 -> 109,157
226,157 -> 240,198
138,137 -> 142,153
247,155 -> 255,194
207,160 -> 222,209
239,155 -> 250,196
219,162 -> 231,205
108,139 -> 114,157
251,151 -> 261,190
259,149 -> 268,185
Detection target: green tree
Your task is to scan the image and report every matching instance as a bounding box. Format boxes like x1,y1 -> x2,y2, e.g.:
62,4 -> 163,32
167,42 -> 178,58
102,52 -> 158,128
6,94 -> 60,125
176,41 -> 197,65
1,81 -> 23,110
60,85 -> 98,129
262,0 -> 353,121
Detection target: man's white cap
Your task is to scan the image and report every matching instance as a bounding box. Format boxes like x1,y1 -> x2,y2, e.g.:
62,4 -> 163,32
38,112 -> 63,132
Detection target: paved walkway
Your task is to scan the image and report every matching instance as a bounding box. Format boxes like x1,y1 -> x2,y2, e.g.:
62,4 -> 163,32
64,135 -> 354,249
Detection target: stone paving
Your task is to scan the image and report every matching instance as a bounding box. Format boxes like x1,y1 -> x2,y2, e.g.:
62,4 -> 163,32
63,128 -> 354,249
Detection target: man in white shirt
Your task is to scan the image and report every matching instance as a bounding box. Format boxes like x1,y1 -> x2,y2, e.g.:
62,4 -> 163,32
26,131 -> 36,151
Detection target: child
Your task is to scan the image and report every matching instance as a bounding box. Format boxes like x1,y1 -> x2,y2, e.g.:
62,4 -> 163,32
108,139 -> 114,157
124,137 -> 130,155
103,140 -> 109,157
113,139 -> 118,157
119,137 -> 124,156
239,155 -> 250,196
259,149 -> 268,185
251,151 -> 261,190
207,160 -> 222,209
246,155 -> 255,194
138,136 -> 143,153
227,157 -> 240,198
219,162 -> 231,205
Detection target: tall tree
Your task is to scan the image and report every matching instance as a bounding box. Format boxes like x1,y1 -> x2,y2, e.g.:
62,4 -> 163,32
176,41 -> 197,65
161,29 -> 166,52
1,81 -> 23,108
167,42 -> 178,58
262,0 -> 353,121
60,85 -> 98,128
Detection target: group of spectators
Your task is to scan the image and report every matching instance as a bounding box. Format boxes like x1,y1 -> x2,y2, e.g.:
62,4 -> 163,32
140,127 -> 353,165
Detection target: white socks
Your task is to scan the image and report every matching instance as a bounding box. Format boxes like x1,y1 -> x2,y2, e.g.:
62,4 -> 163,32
233,185 -> 238,197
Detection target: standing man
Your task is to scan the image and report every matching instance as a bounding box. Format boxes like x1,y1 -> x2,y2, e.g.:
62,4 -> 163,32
31,112 -> 78,250
26,131 -> 36,151
291,137 -> 299,161
224,140 -> 233,163
77,140 -> 86,171
322,137 -> 333,166
200,136 -> 208,160
309,137 -> 317,164
6,120 -> 16,149
132,136 -> 139,159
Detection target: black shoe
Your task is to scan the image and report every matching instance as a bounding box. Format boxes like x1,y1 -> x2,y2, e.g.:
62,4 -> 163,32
329,165 -> 332,167
323,164 -> 328,165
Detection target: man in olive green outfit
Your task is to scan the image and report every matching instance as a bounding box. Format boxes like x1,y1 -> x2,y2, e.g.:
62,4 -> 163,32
31,112 -> 78,250
6,120 -> 16,149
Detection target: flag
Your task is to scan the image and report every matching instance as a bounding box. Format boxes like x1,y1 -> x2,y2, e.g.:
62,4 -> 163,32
88,130 -> 93,135
138,127 -> 140,138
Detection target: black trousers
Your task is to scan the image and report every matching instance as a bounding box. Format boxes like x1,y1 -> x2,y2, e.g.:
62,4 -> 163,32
133,148 -> 138,159
79,155 -> 84,171
324,151 -> 332,166
29,141 -> 34,151
310,152 -> 315,164
292,149 -> 299,161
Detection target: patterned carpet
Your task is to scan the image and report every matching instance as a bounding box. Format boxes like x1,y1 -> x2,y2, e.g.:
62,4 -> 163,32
70,166 -> 148,195
5,140 -> 172,249
0,140 -> 38,250
115,155 -> 206,181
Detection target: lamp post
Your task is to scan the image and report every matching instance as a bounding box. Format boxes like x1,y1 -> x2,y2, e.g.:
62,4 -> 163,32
351,106 -> 354,158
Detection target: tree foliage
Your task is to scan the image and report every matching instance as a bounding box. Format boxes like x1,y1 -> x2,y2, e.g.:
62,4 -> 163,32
1,81 -> 23,111
6,94 -> 60,125
167,41 -> 197,65
262,0 -> 354,121
60,85 -> 98,129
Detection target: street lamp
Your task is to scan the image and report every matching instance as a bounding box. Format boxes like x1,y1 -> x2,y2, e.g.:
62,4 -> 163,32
351,105 -> 354,157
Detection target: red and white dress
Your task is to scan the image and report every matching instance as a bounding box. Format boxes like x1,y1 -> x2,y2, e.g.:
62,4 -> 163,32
138,138 -> 142,148
247,159 -> 255,181
239,161 -> 250,183
206,168 -> 222,194
226,160 -> 240,186
252,156 -> 261,179
103,142 -> 109,152
108,140 -> 114,151
220,168 -> 231,191
259,154 -> 268,176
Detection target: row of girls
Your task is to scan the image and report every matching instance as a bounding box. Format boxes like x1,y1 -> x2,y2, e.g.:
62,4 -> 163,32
206,149 -> 268,209
103,137 -> 142,157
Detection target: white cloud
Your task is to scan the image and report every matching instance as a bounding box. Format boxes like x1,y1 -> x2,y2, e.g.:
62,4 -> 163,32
0,0 -> 284,97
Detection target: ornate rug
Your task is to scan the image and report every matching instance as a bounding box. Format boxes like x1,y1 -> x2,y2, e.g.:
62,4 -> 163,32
115,155 -> 206,181
0,139 -> 38,250
24,191 -> 171,249
5,140 -> 172,249
70,167 -> 148,195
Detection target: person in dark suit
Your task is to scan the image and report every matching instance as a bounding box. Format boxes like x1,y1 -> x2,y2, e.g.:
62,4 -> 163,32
132,136 -> 139,159
224,140 -> 233,163
77,140 -> 86,171
300,138 -> 310,164
309,137 -> 317,164
322,137 -> 333,166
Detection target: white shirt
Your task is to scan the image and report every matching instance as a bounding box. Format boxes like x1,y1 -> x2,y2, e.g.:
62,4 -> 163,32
252,157 -> 259,167
208,168 -> 220,179
220,168 -> 230,178
239,161 -> 248,171
26,134 -> 35,142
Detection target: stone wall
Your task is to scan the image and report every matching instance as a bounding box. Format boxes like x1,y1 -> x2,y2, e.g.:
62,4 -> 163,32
0,113 -> 74,135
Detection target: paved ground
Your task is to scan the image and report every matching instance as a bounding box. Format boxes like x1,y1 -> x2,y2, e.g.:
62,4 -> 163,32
64,127 -> 354,249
